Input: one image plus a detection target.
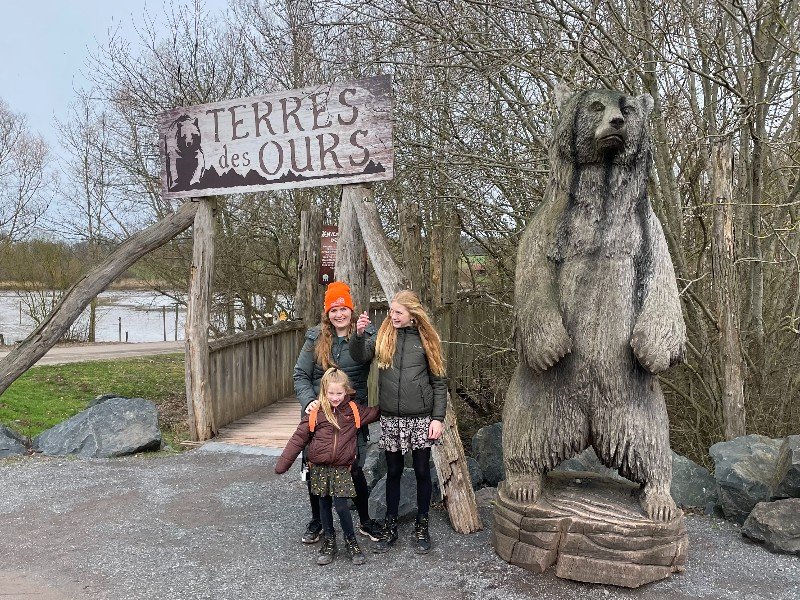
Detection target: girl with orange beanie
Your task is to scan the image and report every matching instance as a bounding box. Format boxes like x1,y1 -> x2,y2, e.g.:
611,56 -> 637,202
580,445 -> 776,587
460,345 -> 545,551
293,281 -> 382,545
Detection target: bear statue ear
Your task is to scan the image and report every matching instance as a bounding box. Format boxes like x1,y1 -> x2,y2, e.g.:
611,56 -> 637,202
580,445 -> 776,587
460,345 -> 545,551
638,94 -> 655,116
193,117 -> 199,127
554,83 -> 573,111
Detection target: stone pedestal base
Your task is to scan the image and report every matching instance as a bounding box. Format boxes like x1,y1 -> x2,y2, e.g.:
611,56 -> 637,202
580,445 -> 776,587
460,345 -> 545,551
492,472 -> 688,588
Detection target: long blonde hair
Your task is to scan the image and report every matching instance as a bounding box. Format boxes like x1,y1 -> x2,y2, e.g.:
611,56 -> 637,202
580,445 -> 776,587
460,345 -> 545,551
317,367 -> 354,430
375,290 -> 446,376
314,309 -> 355,369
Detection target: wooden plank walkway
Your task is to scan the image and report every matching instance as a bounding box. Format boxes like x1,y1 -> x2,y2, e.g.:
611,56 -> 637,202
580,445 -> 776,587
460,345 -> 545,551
213,395 -> 301,449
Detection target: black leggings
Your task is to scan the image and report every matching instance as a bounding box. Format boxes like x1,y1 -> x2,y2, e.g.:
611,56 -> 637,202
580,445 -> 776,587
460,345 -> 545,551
319,495 -> 355,538
385,447 -> 432,519
307,467 -> 370,525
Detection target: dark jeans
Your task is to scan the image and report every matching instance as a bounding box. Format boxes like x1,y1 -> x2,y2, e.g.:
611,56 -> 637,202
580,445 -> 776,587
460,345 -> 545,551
319,495 -> 355,538
385,447 -> 432,518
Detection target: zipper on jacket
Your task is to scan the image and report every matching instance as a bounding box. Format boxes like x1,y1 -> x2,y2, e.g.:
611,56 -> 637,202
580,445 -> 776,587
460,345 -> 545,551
397,329 -> 406,416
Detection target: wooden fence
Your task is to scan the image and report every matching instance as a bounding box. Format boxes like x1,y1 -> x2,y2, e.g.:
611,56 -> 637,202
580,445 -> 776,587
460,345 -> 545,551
208,320 -> 305,431
207,293 -> 515,430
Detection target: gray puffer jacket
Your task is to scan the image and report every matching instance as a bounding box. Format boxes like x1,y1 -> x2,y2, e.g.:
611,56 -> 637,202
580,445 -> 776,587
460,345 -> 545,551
349,327 -> 447,421
293,324 -> 376,414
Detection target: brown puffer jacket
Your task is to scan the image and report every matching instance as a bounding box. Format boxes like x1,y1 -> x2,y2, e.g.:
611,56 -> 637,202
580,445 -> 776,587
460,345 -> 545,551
275,401 -> 380,474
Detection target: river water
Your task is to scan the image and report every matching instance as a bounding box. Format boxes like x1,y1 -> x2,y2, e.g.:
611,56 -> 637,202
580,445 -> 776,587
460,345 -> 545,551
0,290 -> 187,344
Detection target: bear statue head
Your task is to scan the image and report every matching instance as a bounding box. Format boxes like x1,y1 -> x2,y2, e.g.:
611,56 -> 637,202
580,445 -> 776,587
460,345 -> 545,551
552,88 -> 654,167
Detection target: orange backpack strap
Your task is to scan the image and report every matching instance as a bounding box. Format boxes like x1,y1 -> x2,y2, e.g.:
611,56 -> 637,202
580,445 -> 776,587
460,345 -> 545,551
309,406 -> 319,433
349,401 -> 361,429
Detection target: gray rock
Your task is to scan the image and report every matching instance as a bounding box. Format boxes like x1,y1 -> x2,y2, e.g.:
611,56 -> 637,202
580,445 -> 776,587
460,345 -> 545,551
474,486 -> 497,507
33,397 -> 162,458
362,438 -> 386,490
471,422 -> 504,486
554,447 -> 627,482
88,393 -> 123,408
0,424 -> 27,457
466,456 -> 484,489
670,451 -> 718,508
771,435 -> 800,500
368,467 -> 441,520
742,498 -> 800,555
710,434 -> 783,524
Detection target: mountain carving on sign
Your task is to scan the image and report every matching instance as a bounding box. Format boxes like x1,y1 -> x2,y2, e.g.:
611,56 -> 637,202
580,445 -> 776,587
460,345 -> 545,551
185,160 -> 386,190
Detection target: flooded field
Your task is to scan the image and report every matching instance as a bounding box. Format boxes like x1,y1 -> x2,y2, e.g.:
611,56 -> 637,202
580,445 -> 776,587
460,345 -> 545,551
0,290 -> 186,344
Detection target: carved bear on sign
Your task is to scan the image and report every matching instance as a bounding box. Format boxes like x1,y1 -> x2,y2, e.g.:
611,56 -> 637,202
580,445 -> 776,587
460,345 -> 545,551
500,88 -> 686,521
164,115 -> 205,191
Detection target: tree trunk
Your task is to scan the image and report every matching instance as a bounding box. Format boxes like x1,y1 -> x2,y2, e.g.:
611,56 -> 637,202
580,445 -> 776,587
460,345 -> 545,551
335,185 -> 370,311
351,197 -> 409,298
295,207 -> 323,326
711,138 -> 746,439
0,201 -> 199,397
185,199 -> 217,442
399,200 -> 427,304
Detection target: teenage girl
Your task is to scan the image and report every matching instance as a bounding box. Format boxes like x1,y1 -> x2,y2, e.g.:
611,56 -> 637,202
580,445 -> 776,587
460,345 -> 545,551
276,367 -> 380,565
350,289 -> 447,554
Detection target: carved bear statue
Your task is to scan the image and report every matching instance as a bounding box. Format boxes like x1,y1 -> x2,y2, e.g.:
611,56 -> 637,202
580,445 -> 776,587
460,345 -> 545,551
500,89 -> 686,522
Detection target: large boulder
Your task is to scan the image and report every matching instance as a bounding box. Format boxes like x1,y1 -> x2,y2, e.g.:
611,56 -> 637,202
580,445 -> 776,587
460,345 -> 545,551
742,498 -> 800,555
0,424 -> 27,457
670,451 -> 718,509
472,422 -> 504,486
368,467 -> 441,520
33,397 -> 162,458
466,457 -> 484,489
710,434 -> 782,524
771,435 -> 800,500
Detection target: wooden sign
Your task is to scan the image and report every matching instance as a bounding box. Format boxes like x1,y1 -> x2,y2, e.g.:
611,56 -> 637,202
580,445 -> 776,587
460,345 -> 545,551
319,225 -> 338,284
158,75 -> 393,199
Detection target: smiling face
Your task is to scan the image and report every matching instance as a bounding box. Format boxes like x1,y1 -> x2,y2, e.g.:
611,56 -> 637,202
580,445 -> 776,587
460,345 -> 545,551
389,301 -> 412,328
325,381 -> 348,407
328,306 -> 353,332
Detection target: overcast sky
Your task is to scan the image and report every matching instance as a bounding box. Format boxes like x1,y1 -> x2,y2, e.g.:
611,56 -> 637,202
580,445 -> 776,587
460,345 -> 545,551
0,1 -> 227,153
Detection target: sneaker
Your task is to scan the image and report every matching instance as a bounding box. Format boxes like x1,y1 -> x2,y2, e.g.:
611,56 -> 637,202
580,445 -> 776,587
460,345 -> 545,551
372,515 -> 398,553
357,519 -> 382,542
317,534 -> 337,565
302,519 -> 322,544
344,535 -> 366,565
414,514 -> 431,554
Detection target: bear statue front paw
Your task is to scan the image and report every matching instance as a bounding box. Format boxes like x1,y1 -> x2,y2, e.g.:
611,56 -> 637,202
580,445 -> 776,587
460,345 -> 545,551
640,487 -> 679,522
516,313 -> 572,373
630,322 -> 682,374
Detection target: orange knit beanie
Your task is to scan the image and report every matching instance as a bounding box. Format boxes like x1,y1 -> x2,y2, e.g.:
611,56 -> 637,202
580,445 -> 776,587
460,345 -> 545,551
324,281 -> 354,313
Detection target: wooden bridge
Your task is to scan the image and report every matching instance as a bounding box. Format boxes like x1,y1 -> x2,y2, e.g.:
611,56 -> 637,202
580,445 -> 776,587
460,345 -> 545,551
213,396 -> 299,449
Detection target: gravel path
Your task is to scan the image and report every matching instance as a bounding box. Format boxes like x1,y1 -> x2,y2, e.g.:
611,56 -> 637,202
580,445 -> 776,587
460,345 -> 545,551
0,450 -> 797,600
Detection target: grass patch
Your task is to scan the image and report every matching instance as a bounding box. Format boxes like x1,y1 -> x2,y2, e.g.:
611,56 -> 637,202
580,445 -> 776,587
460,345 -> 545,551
0,354 -> 188,448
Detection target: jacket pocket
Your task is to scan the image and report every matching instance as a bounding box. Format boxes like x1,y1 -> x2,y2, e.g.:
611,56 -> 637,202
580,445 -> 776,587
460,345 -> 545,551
418,381 -> 433,412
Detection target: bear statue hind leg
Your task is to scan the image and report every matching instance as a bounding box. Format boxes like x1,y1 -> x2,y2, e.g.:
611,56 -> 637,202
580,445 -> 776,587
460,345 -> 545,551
640,483 -> 678,522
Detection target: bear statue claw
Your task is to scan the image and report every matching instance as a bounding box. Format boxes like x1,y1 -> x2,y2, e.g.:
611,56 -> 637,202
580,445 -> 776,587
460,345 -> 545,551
500,476 -> 543,505
640,488 -> 678,522
517,316 -> 572,373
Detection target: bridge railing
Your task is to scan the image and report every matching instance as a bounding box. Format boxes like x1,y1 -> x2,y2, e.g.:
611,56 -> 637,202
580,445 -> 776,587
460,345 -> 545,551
208,320 -> 305,431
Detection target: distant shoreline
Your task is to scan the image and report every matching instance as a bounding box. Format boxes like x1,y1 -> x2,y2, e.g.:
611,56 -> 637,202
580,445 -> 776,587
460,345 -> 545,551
0,279 -> 178,292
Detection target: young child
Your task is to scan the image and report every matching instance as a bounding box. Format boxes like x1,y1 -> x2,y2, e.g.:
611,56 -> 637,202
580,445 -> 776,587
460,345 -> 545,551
275,367 -> 380,565
350,289 -> 447,555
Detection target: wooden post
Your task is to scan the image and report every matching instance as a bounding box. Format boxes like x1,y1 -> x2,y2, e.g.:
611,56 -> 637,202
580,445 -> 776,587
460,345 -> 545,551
0,201 -> 199,396
711,138 -> 746,439
399,200 -> 427,304
350,194 -> 481,533
335,185 -> 370,311
185,198 -> 217,441
296,207 -> 324,326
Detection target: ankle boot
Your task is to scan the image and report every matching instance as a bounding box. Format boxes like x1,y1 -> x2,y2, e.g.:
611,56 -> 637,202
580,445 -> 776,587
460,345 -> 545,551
372,515 -> 398,553
344,535 -> 366,565
414,514 -> 431,554
317,534 -> 337,565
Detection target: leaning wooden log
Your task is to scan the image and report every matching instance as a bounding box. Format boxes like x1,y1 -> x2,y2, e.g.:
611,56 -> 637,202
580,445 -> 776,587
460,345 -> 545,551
185,199 -> 217,442
351,194 -> 481,534
0,201 -> 200,397
350,195 -> 410,297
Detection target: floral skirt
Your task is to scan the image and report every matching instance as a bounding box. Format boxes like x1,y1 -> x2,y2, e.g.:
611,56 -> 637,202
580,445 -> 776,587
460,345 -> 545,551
309,465 -> 356,498
378,415 -> 441,454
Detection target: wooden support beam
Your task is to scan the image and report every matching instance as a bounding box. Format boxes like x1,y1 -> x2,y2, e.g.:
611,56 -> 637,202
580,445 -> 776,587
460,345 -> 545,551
0,201 -> 200,397
185,199 -> 217,441
335,185 -> 370,311
295,207 -> 323,327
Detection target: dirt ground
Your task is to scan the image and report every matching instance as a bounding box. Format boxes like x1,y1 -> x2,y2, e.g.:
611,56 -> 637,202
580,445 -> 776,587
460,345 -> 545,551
0,448 -> 797,600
